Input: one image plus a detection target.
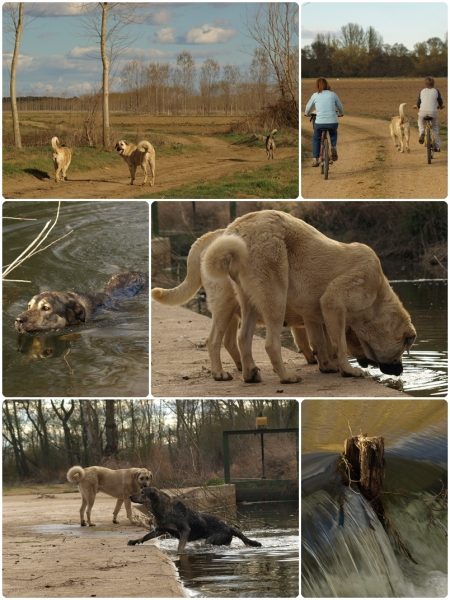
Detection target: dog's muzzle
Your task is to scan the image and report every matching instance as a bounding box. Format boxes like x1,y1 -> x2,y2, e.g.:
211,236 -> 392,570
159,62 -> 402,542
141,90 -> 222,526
379,362 -> 403,376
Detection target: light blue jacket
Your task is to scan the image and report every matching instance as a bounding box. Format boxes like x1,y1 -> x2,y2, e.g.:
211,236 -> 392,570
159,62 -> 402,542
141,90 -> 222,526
305,90 -> 344,124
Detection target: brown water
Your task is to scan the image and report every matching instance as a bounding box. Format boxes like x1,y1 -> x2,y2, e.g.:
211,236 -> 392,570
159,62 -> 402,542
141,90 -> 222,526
2,200 -> 149,397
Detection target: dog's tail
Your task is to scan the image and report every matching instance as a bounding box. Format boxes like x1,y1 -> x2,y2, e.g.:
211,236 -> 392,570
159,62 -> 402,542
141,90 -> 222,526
138,141 -> 153,154
151,229 -> 224,306
51,136 -> 61,151
230,526 -> 262,547
202,234 -> 249,281
103,270 -> 148,298
269,129 -> 277,138
399,103 -> 407,124
67,466 -> 86,483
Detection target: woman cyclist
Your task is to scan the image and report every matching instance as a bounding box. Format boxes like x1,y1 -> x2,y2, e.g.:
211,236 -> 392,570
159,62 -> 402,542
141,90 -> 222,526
305,77 -> 344,167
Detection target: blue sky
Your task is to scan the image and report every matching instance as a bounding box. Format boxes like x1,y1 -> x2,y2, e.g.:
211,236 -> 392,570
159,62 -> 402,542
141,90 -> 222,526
302,2 -> 448,50
2,2 -> 277,97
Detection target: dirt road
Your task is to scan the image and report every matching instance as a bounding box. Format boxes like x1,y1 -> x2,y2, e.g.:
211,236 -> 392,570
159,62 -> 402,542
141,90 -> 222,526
151,302 -> 410,398
2,492 -> 187,598
301,115 -> 447,198
2,136 -> 297,200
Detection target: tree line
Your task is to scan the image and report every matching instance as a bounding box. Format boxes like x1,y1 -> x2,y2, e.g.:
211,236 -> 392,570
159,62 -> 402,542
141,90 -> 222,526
2,400 -> 299,486
302,22 -> 448,78
3,2 -> 299,149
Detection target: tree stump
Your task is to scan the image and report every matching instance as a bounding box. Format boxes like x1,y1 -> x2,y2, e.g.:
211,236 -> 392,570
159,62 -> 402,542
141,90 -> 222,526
343,434 -> 385,515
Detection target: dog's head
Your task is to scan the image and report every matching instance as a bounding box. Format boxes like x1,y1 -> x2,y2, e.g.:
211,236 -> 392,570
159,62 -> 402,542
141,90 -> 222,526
130,486 -> 159,505
15,292 -> 86,333
115,140 -> 128,156
134,469 -> 152,489
351,286 -> 416,376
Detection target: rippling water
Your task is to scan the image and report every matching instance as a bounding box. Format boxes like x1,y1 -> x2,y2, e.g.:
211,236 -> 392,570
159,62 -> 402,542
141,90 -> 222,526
157,502 -> 299,598
2,201 -> 149,397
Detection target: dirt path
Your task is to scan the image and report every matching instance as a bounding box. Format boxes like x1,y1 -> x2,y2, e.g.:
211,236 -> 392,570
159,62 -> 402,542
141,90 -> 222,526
2,136 -> 297,200
2,493 -> 187,598
151,302 -> 410,398
301,115 -> 447,198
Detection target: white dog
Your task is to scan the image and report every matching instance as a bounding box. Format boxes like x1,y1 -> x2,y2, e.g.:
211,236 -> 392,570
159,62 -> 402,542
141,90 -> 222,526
115,139 -> 156,186
390,103 -> 410,153
67,465 -> 152,526
51,136 -> 73,182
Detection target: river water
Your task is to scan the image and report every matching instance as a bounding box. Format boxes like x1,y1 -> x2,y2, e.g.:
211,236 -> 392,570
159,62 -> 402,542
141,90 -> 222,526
2,200 -> 149,397
156,501 -> 299,598
302,399 -> 447,598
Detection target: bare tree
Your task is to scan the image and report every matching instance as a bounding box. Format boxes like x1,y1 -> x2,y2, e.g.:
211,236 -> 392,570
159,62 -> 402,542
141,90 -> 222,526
75,3 -> 143,149
200,58 -> 220,115
177,51 -> 196,115
104,401 -> 118,459
3,3 -> 41,147
243,3 -> 299,118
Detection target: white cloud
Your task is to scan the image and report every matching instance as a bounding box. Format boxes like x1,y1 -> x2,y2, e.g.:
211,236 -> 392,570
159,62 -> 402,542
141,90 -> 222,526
185,24 -> 236,44
153,27 -> 176,44
146,9 -> 174,26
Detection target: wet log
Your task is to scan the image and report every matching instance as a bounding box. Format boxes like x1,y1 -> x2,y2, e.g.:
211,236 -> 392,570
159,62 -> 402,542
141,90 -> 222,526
343,434 -> 385,515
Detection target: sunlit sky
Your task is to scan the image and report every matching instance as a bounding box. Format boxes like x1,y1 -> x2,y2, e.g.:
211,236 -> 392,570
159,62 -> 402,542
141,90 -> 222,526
301,2 -> 448,50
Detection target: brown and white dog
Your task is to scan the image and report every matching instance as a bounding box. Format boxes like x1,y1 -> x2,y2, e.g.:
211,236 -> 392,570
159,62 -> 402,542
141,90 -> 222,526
51,136 -> 73,182
390,103 -> 410,153
116,139 -> 156,186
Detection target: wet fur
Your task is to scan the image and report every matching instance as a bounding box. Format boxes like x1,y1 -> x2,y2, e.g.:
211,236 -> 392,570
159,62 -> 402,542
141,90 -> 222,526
67,466 -> 152,526
127,487 -> 262,552
15,270 -> 147,333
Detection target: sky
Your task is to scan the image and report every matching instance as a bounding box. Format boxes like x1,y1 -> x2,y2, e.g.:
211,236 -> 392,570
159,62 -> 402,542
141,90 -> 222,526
301,2 -> 448,51
2,2 -> 284,97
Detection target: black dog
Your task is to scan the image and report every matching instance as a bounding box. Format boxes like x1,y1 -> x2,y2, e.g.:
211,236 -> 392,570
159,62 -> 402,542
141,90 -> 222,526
127,487 -> 262,552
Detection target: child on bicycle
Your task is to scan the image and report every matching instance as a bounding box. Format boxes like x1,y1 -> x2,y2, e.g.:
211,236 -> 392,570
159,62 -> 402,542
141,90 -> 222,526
412,76 -> 445,152
305,77 -> 344,167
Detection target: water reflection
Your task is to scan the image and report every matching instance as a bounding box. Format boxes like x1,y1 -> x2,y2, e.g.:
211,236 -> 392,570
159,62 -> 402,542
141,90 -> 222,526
3,201 -> 149,397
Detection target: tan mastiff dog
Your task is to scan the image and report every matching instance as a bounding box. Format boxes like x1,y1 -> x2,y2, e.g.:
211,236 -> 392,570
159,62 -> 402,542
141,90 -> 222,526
203,210 -> 416,383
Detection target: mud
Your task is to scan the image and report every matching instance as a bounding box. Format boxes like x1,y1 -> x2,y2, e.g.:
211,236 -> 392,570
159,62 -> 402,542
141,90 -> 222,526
2,493 -> 187,598
151,302 -> 410,398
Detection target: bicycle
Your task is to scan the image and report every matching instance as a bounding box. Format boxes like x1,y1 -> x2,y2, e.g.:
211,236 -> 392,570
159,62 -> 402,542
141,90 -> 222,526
319,128 -> 333,180
423,116 -> 434,164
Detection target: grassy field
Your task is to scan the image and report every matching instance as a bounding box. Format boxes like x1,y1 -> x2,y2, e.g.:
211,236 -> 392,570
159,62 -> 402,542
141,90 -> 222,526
140,159 -> 298,199
302,77 -> 448,138
3,112 -> 298,198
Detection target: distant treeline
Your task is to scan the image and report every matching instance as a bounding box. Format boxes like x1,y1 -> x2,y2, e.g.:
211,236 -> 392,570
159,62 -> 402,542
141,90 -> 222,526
302,22 -> 447,78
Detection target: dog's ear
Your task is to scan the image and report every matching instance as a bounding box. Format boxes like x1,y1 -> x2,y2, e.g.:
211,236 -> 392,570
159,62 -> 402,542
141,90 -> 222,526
65,301 -> 86,325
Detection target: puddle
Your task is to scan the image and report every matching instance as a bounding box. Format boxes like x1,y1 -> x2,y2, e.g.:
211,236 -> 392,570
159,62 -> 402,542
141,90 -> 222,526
24,523 -> 136,538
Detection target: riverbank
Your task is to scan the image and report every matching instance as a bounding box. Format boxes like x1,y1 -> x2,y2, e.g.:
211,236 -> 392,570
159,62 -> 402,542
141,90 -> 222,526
151,302 -> 410,398
2,493 -> 187,598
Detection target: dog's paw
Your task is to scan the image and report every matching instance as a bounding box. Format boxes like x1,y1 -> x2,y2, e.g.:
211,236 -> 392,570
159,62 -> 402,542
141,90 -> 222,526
127,540 -> 137,546
341,365 -> 366,378
280,373 -> 302,383
244,366 -> 261,383
212,371 -> 233,381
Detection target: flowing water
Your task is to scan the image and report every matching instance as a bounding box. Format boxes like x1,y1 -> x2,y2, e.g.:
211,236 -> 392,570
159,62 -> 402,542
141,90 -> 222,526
156,502 -> 299,598
302,399 -> 448,598
2,200 -> 149,397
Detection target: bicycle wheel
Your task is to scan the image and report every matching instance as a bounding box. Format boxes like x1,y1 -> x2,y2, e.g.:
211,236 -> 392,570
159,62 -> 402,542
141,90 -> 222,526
426,126 -> 432,164
323,135 -> 329,180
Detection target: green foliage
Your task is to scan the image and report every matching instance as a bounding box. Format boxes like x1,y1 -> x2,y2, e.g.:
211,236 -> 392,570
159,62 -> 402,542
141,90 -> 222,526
206,478 -> 225,486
